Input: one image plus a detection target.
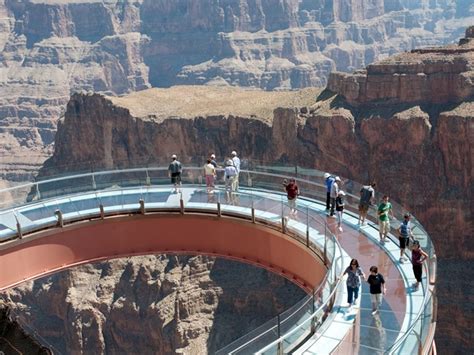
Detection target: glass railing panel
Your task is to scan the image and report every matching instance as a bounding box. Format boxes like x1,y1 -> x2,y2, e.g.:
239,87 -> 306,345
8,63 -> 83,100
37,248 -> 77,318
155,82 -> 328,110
36,174 -> 94,201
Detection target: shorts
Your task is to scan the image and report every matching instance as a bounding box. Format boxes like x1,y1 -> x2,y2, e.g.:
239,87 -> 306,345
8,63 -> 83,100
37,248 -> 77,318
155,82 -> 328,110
399,236 -> 409,249
288,197 -> 297,209
370,293 -> 383,305
205,175 -> 215,187
359,203 -> 369,213
379,220 -> 390,235
171,172 -> 181,184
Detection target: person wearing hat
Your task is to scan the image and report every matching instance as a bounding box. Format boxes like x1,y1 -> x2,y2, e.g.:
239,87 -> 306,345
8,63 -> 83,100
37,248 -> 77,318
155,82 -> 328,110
411,240 -> 428,291
224,158 -> 238,197
203,158 -> 216,193
329,176 -> 341,217
168,154 -> 182,193
397,213 -> 414,263
210,153 -> 218,168
324,173 -> 335,212
231,151 -> 240,191
336,190 -> 346,232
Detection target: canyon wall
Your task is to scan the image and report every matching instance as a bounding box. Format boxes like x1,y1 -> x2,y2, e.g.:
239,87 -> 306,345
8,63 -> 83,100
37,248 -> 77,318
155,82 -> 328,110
1,0 -> 473,183
2,255 -> 305,353
36,32 -> 474,352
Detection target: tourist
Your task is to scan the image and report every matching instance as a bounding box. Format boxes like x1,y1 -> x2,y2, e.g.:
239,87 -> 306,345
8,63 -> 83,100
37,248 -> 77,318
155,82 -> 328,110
411,240 -> 428,291
210,153 -> 219,168
336,190 -> 345,232
284,178 -> 299,216
224,159 -> 238,195
342,258 -> 366,309
367,265 -> 386,315
358,182 -> 376,225
377,195 -> 394,243
203,159 -> 216,193
324,173 -> 335,212
231,150 -> 241,191
397,213 -> 413,263
168,154 -> 182,193
329,176 -> 341,217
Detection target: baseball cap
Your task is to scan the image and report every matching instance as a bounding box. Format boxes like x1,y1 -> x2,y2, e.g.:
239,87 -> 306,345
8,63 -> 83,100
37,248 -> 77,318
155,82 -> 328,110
226,159 -> 233,166
324,173 -> 330,179
338,190 -> 345,196
171,154 -> 177,159
335,176 -> 341,182
231,150 -> 237,156
211,154 -> 216,159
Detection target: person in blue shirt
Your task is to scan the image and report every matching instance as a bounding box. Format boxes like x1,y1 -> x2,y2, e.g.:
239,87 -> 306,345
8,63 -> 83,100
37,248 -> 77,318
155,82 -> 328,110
324,173 -> 335,212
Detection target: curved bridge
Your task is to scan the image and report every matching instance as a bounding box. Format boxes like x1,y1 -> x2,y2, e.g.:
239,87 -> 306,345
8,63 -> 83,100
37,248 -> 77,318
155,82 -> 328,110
0,165 -> 437,354
0,213 -> 326,293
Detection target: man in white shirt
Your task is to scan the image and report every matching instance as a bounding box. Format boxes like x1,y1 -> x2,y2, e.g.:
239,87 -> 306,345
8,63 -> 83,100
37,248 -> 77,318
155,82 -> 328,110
231,150 -> 240,191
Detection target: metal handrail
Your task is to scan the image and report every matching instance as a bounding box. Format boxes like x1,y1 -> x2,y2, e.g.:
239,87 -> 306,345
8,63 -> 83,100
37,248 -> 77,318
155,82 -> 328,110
0,165 -> 436,354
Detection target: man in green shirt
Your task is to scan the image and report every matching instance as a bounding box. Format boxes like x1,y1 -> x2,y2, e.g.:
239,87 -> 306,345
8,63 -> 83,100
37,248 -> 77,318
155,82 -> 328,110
377,195 -> 394,243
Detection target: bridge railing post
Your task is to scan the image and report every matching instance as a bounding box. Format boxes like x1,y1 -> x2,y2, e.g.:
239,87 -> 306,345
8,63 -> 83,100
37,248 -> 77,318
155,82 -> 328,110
139,199 -> 145,215
179,192 -> 184,215
145,169 -> 151,186
55,209 -> 64,228
15,215 -> 22,239
99,204 -> 105,219
35,183 -> 41,200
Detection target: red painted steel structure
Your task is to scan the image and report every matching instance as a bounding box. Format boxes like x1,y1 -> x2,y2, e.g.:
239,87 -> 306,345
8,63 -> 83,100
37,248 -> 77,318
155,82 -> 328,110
0,214 -> 326,293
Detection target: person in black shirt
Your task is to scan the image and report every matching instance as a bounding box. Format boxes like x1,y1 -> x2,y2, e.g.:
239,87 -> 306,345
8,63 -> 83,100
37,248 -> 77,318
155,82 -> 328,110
367,265 -> 386,315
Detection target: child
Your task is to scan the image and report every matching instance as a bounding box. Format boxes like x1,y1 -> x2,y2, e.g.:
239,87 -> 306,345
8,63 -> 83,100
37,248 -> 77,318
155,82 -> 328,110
336,190 -> 345,232
411,240 -> 428,291
367,265 -> 386,315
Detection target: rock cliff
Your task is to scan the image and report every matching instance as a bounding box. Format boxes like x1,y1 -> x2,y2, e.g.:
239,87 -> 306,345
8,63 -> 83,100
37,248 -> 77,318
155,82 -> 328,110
36,32 -> 474,352
1,0 -> 473,184
2,255 -> 305,353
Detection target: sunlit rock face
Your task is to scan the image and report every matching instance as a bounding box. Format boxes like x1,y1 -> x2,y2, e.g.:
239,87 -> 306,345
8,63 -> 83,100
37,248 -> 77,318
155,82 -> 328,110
38,30 -> 473,351
2,255 -> 306,353
0,0 -> 473,185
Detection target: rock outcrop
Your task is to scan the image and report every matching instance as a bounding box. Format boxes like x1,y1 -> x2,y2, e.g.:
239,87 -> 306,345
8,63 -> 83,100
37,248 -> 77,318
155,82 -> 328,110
328,26 -> 474,105
2,255 -> 305,354
1,0 -> 473,184
36,30 -> 474,351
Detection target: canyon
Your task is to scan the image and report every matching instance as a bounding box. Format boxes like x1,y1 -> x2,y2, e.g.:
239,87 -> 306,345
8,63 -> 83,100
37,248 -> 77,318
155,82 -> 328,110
0,0 -> 472,353
26,28 -> 472,353
0,0 -> 473,185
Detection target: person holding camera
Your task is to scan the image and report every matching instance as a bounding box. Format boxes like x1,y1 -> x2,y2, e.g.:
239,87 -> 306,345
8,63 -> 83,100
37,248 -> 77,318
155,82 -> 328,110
283,178 -> 299,216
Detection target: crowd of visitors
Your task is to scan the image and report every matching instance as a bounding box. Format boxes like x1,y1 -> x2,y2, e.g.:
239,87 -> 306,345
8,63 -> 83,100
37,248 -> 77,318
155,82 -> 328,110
168,156 -> 428,315
325,169 -> 429,315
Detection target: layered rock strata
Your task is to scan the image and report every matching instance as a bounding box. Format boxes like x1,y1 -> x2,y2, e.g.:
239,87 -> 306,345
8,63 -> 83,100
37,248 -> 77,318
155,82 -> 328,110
2,255 -> 305,354
39,53 -> 473,352
1,0 -> 473,184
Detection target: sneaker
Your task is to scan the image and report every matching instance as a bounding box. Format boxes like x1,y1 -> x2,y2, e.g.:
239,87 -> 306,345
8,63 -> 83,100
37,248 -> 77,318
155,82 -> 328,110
399,257 -> 404,264
338,226 -> 343,232
371,309 -> 379,316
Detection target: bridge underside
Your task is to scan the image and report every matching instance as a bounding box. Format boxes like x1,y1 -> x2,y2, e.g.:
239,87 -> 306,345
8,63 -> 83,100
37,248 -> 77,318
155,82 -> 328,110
0,214 -> 326,293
